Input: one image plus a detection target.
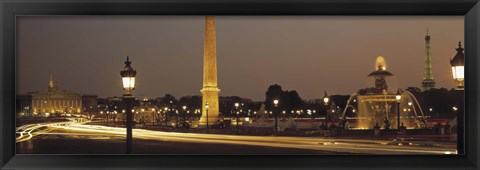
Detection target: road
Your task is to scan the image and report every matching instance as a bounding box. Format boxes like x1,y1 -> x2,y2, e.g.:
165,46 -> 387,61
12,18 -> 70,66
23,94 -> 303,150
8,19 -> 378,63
16,120 -> 457,154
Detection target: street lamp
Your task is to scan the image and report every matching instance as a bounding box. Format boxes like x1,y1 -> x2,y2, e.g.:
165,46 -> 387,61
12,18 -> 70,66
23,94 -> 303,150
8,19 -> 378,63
323,91 -> 329,130
182,105 -> 187,128
395,89 -> 402,130
152,108 -> 156,127
106,111 -> 109,126
273,99 -> 279,134
449,42 -> 465,154
205,102 -> 209,132
450,41 -> 465,89
235,103 -> 240,129
169,100 -> 173,128
175,109 -> 179,128
164,107 -> 168,127
120,56 -> 136,154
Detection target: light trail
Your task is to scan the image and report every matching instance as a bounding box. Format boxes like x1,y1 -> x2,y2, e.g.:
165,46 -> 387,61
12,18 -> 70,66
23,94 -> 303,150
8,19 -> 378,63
16,118 -> 85,143
43,122 -> 456,154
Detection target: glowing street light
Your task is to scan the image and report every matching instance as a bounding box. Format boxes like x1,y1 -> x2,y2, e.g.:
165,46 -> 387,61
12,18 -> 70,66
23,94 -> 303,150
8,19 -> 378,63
323,91 -> 329,130
395,89 -> 402,129
121,57 -> 136,95
235,103 -> 240,129
120,56 -> 136,154
449,41 -> 466,154
205,102 -> 209,132
395,90 -> 402,102
450,41 -> 466,154
273,99 -> 279,134
323,93 -> 329,105
450,41 -> 465,89
182,105 -> 187,128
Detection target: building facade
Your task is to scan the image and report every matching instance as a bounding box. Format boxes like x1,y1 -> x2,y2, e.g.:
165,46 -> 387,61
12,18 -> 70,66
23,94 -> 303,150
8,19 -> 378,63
16,94 -> 33,117
30,76 -> 83,117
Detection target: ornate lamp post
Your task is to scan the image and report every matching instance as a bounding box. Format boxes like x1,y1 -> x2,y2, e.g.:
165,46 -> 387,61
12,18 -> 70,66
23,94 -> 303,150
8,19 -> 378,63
323,91 -> 330,130
151,108 -> 156,127
450,41 -> 465,90
164,107 -> 168,127
175,109 -> 179,128
273,99 -> 279,134
450,41 -> 465,155
182,105 -> 187,128
395,89 -> 402,130
205,102 -> 209,132
235,103 -> 240,129
120,56 -> 136,154
169,100 -> 173,128
106,111 -> 109,126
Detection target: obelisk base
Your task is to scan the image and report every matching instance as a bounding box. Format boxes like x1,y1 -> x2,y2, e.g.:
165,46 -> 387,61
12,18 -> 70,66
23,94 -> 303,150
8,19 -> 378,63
198,87 -> 220,128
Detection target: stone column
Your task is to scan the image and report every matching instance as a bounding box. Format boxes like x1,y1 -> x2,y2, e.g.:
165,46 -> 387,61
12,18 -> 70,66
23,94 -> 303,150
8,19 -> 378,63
199,16 -> 220,128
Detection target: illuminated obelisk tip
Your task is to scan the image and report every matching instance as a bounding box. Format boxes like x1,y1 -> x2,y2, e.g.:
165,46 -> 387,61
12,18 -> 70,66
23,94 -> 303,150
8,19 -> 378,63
199,16 -> 220,127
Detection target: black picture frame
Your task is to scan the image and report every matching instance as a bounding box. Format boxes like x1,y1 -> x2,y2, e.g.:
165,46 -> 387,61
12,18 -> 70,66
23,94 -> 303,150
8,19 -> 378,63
1,0 -> 479,169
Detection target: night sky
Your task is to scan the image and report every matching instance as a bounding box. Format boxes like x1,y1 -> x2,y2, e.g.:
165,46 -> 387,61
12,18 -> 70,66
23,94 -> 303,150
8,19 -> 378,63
17,16 -> 463,101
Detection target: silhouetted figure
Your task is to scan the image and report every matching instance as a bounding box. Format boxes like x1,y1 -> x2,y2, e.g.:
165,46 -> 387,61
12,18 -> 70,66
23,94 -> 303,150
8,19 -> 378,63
384,117 -> 390,130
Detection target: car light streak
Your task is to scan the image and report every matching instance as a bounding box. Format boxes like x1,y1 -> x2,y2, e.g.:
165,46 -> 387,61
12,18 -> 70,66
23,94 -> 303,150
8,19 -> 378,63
41,122 -> 457,155
16,118 -> 85,143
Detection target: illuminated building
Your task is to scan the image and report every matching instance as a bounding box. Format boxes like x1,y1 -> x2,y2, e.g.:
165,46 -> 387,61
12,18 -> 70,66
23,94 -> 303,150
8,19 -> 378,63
30,76 -> 82,117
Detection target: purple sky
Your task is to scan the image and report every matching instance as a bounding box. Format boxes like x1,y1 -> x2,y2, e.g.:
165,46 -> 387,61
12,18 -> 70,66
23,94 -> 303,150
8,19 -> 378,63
16,16 -> 464,101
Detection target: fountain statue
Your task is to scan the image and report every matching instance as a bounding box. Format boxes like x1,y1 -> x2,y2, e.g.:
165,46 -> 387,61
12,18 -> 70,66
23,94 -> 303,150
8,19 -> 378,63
251,104 -> 271,127
340,56 -> 428,129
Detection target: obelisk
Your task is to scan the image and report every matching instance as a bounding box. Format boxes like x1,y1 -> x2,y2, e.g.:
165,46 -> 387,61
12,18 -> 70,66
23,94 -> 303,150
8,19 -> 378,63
199,16 -> 220,127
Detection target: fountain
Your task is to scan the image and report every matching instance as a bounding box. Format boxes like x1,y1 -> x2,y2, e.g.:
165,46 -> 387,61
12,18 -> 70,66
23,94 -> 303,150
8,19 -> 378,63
251,104 -> 271,127
340,56 -> 428,129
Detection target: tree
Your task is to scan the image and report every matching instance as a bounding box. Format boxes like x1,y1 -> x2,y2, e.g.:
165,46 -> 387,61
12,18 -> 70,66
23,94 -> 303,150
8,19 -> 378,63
284,90 -> 304,114
155,94 -> 177,108
330,95 -> 350,110
264,84 -> 310,118
406,87 -> 421,96
219,96 -> 244,117
406,88 -> 458,118
265,84 -> 284,111
178,95 -> 202,117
